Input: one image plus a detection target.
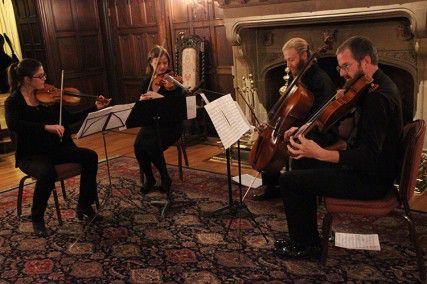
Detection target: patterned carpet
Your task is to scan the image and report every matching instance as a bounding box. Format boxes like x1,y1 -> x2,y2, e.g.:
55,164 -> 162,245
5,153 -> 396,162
0,156 -> 426,283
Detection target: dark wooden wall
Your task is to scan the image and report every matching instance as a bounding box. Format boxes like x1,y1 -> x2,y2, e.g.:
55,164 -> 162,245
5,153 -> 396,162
12,0 -> 233,105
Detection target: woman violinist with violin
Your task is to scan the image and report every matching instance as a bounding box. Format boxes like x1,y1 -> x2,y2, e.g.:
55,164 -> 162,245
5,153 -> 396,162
274,36 -> 403,259
5,58 -> 111,237
134,45 -> 184,194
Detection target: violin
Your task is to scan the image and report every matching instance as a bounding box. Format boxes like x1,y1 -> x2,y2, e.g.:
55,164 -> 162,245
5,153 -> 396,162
152,70 -> 183,91
36,83 -> 108,106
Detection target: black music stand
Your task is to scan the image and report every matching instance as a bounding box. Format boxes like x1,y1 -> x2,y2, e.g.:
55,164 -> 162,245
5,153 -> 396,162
70,103 -> 138,247
126,95 -> 189,217
201,94 -> 268,243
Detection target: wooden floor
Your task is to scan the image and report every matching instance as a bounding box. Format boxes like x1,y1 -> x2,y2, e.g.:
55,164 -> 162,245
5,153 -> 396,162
1,128 -> 426,212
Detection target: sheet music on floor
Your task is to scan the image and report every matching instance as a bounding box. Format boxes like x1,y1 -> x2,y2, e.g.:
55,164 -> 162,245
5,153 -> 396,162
335,232 -> 381,251
232,174 -> 262,188
75,103 -> 135,138
203,94 -> 252,149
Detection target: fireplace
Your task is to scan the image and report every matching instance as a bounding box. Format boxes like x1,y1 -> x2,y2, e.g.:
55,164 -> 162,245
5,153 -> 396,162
218,0 -> 426,137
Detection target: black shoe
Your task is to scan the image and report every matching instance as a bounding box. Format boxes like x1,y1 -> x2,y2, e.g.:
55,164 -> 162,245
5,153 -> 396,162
274,238 -> 296,249
140,180 -> 156,194
32,221 -> 51,237
252,186 -> 280,201
159,176 -> 172,193
274,241 -> 321,259
76,205 -> 103,222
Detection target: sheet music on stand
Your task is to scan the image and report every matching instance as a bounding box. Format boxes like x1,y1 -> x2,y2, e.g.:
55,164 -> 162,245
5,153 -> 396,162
75,103 -> 135,139
203,94 -> 253,149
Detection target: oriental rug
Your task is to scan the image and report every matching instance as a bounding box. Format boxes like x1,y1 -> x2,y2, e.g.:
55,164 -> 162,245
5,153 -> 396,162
0,156 -> 425,283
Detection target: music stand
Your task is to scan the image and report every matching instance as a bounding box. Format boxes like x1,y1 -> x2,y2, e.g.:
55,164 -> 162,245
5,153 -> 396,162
69,103 -> 138,248
201,94 -> 268,243
76,103 -> 146,212
126,95 -> 188,217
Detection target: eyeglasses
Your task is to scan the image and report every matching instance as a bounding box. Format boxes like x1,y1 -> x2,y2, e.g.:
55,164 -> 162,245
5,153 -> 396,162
336,63 -> 352,72
32,73 -> 47,80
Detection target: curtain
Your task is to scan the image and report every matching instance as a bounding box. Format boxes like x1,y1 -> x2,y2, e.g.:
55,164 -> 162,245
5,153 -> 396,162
0,0 -> 22,60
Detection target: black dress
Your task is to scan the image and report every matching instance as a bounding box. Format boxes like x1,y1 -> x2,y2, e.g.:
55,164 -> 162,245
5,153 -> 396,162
5,91 -> 99,222
133,77 -> 184,189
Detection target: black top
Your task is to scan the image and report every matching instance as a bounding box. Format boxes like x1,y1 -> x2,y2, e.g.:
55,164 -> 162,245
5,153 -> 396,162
126,76 -> 186,128
5,90 -> 95,166
300,63 -> 337,146
339,69 -> 403,186
301,63 -> 337,117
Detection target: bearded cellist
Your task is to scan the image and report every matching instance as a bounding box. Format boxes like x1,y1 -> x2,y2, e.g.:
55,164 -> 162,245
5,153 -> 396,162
253,37 -> 338,201
275,36 -> 403,259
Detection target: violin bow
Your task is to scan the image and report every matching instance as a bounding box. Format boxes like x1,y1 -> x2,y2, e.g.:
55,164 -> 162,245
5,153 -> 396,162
146,39 -> 167,93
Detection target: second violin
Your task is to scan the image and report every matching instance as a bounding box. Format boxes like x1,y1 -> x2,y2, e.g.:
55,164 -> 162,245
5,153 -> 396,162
152,70 -> 183,91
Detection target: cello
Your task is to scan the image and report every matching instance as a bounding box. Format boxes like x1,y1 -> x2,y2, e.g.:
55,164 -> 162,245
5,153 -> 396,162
248,35 -> 334,174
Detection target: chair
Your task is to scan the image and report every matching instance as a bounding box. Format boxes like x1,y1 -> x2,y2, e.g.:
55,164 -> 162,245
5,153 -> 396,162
175,33 -> 208,141
16,162 -> 95,225
320,119 -> 426,282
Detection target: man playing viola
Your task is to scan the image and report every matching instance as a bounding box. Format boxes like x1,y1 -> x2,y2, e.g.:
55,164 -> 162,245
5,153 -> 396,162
254,37 -> 337,200
275,36 -> 403,259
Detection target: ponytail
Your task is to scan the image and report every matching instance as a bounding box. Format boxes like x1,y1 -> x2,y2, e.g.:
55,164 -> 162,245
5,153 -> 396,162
7,58 -> 42,93
7,62 -> 19,93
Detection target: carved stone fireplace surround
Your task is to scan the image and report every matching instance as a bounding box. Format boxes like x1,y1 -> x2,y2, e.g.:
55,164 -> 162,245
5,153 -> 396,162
218,0 -> 427,147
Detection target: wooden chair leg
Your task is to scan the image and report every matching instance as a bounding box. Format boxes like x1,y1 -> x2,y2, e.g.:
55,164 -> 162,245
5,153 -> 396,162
321,212 -> 333,266
60,180 -> 67,200
402,213 -> 426,281
52,188 -> 63,225
17,176 -> 31,217
181,141 -> 189,166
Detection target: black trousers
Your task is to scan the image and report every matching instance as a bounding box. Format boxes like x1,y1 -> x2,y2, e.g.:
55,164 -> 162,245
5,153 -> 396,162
18,146 -> 99,222
134,124 -> 182,184
279,167 -> 390,245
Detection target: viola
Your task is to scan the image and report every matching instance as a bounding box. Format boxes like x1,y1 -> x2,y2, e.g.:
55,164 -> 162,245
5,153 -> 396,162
292,73 -> 374,139
36,83 -> 107,106
152,70 -> 183,91
248,34 -> 334,174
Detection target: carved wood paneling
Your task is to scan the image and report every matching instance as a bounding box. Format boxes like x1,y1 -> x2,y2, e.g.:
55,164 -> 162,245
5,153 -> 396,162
168,0 -> 234,97
34,0 -> 108,100
12,0 -> 47,68
108,0 -> 163,103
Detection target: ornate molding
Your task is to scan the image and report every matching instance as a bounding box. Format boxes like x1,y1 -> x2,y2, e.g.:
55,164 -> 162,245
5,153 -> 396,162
216,0 -> 303,9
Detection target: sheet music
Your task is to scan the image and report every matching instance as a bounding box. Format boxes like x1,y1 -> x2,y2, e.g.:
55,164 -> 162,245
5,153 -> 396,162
335,233 -> 380,251
204,94 -> 252,149
75,106 -> 113,139
186,96 -> 197,119
232,174 -> 262,188
104,103 -> 135,131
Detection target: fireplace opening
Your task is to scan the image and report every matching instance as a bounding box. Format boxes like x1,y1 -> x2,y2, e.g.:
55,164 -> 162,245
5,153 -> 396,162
264,58 -> 414,123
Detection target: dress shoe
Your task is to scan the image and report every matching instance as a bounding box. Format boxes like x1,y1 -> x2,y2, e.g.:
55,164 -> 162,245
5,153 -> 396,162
159,176 -> 172,193
76,205 -> 103,222
274,238 -> 295,249
140,180 -> 156,194
274,241 -> 321,259
32,221 -> 51,237
252,187 -> 280,201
